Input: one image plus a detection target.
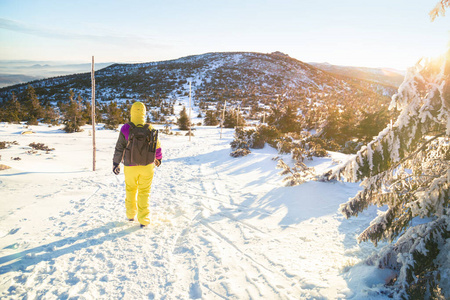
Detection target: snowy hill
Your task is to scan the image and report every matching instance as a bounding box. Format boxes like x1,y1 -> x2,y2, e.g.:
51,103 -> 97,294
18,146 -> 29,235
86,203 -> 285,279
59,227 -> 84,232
0,52 -> 396,112
0,123 -> 394,299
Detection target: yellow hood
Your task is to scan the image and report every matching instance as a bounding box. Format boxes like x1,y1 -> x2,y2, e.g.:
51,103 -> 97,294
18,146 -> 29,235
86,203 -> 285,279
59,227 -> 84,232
130,102 -> 146,125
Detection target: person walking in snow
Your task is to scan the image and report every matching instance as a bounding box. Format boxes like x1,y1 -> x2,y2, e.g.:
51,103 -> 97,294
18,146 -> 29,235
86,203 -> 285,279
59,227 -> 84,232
112,101 -> 162,228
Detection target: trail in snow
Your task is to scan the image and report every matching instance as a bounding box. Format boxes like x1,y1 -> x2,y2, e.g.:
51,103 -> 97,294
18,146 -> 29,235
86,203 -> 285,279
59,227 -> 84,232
0,123 -> 392,299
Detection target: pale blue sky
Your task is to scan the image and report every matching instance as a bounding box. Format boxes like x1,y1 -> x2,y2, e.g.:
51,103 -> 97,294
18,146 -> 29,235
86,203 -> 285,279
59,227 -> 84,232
0,0 -> 448,69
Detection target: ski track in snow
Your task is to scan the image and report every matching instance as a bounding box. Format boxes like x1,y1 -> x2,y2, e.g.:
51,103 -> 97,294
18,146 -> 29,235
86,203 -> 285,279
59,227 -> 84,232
0,123 -> 391,299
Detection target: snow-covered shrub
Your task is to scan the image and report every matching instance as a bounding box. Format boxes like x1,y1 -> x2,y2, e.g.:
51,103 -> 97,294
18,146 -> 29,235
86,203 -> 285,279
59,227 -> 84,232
29,142 -> 54,152
161,123 -> 172,135
230,127 -> 269,152
250,130 -> 265,149
230,148 -> 251,158
303,136 -> 333,157
276,136 -> 294,154
279,134 -> 330,162
0,141 -> 18,150
230,127 -> 251,151
330,52 -> 450,299
258,125 -> 281,148
276,158 -> 314,186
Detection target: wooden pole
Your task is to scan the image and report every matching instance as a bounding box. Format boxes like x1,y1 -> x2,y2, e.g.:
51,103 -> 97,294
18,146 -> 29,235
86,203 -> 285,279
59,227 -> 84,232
91,56 -> 96,171
237,106 -> 240,128
220,100 -> 226,139
189,81 -> 192,142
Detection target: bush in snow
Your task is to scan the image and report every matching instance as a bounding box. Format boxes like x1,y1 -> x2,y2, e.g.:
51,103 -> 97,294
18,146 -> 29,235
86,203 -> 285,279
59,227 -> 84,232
267,100 -> 304,134
276,158 -> 314,186
275,133 -> 330,161
328,53 -> 449,299
223,109 -> 245,128
230,127 -> 267,157
275,136 -> 294,154
29,142 -> 55,152
230,148 -> 251,158
230,127 -> 267,151
161,123 -> 173,135
258,125 -> 281,148
0,141 -> 19,150
230,127 -> 252,153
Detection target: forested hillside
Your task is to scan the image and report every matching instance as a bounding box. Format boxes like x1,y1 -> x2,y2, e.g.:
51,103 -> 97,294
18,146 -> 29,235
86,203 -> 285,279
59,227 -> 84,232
0,51 -> 399,152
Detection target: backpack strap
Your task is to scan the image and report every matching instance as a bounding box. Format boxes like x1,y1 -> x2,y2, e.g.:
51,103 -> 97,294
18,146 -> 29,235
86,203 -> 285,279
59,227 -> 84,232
150,129 -> 158,152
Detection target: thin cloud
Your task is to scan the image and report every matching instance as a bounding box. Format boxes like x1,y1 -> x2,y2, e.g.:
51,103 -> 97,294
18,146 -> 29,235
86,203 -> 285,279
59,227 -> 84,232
0,18 -> 169,48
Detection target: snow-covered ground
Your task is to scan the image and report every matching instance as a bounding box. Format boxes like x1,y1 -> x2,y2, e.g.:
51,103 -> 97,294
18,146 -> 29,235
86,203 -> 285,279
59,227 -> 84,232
0,123 -> 393,299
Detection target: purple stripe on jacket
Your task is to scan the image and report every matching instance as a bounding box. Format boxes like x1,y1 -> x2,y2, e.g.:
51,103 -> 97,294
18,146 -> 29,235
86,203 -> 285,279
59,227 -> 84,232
121,123 -> 162,161
121,123 -> 131,141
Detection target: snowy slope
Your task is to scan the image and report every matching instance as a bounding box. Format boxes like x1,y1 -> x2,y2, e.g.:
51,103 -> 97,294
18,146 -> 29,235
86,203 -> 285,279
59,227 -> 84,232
0,52 -> 395,111
0,123 -> 393,299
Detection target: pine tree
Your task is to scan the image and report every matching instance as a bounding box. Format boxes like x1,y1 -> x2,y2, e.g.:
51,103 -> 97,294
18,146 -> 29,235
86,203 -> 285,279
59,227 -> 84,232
327,53 -> 449,299
223,109 -> 245,128
357,106 -> 391,143
104,101 -> 122,130
23,85 -> 44,125
275,102 -> 303,133
339,106 -> 357,143
81,97 -> 92,125
5,92 -> 22,123
319,105 -> 357,146
42,103 -> 59,125
177,106 -> 190,130
203,110 -> 219,126
63,90 -> 84,133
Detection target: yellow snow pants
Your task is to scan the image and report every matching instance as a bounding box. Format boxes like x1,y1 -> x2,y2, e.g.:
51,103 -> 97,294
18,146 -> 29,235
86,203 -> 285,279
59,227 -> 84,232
124,164 -> 154,226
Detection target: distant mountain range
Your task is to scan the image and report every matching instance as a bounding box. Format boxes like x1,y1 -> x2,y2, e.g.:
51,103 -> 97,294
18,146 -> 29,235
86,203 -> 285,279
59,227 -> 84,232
310,62 -> 404,88
0,52 -> 400,116
0,61 -> 114,88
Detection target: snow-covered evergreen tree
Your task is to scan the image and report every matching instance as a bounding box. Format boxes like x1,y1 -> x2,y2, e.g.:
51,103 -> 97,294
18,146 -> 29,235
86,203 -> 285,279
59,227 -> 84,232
63,90 -> 84,133
276,158 -> 314,186
23,85 -> 44,125
4,92 -> 22,123
328,52 -> 449,298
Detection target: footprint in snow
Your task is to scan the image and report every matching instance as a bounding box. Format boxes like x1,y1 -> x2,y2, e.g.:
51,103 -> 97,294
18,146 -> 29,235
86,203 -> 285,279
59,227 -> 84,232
3,243 -> 19,249
9,228 -> 20,235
